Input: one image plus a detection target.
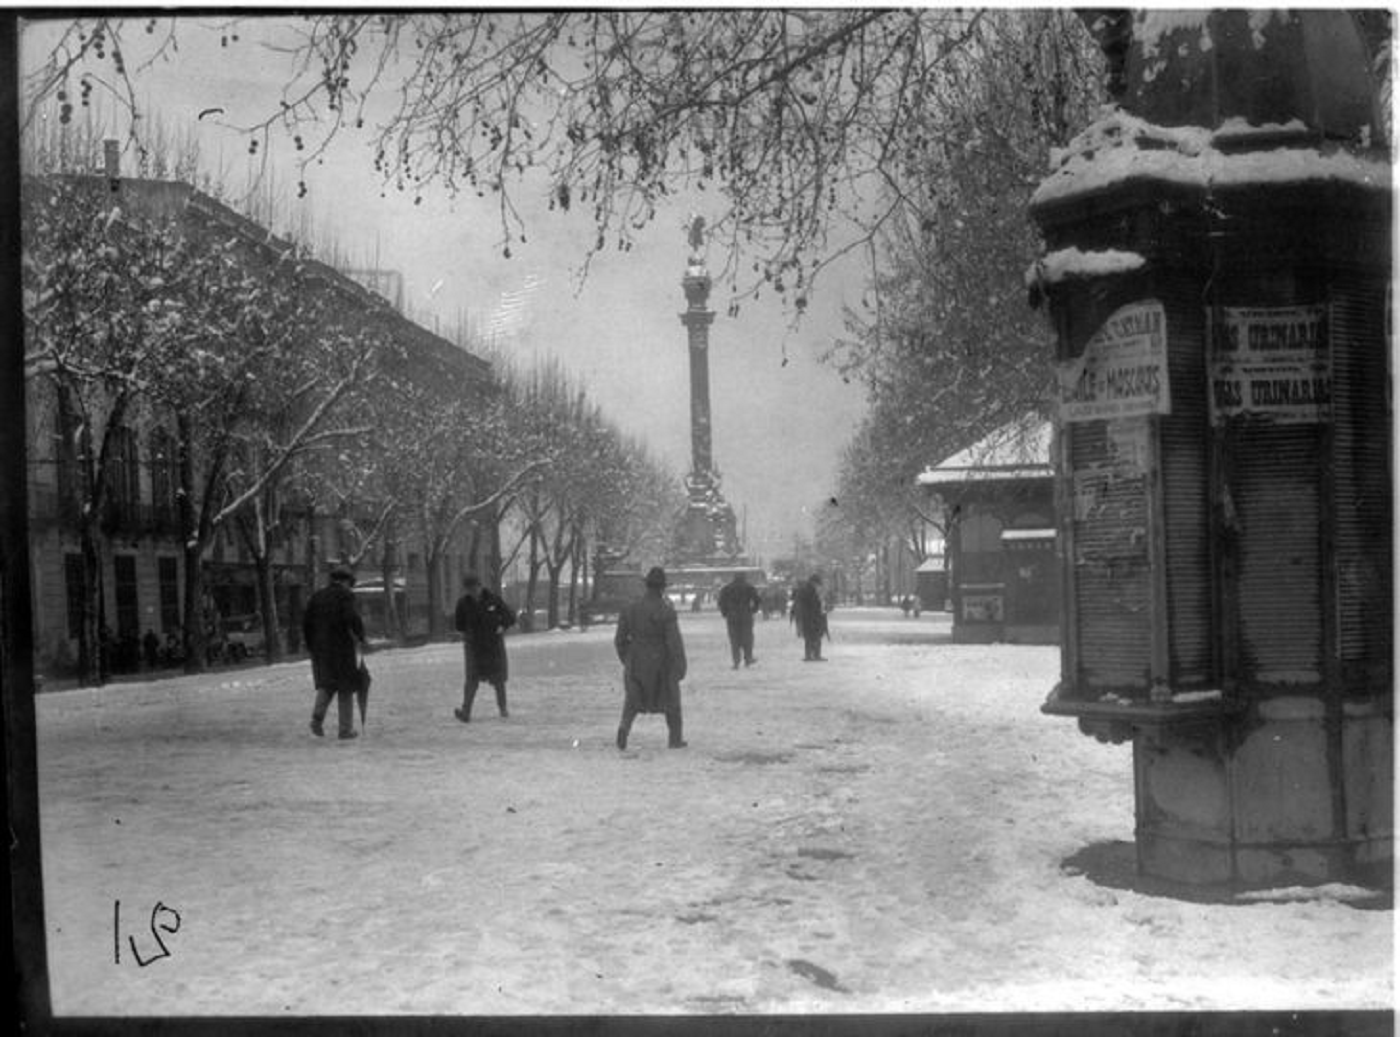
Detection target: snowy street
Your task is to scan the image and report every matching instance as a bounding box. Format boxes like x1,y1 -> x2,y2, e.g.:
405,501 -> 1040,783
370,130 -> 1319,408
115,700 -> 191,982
35,609 -> 1391,1017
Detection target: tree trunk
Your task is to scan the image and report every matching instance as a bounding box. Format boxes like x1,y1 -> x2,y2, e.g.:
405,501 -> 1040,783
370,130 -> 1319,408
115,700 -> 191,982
544,559 -> 563,630
253,550 -> 282,663
181,535 -> 209,673
239,504 -> 285,665
574,533 -> 588,628
523,526 -> 543,634
488,506 -> 504,590
380,531 -> 400,643
425,543 -> 445,639
78,520 -> 105,686
566,529 -> 584,628
177,411 -> 210,674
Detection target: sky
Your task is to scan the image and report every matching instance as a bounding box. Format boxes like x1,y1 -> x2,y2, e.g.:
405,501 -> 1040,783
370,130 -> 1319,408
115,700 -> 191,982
19,13 -> 872,564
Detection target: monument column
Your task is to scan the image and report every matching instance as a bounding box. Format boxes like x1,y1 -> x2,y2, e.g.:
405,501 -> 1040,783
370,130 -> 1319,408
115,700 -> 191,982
672,216 -> 741,565
681,265 -> 716,477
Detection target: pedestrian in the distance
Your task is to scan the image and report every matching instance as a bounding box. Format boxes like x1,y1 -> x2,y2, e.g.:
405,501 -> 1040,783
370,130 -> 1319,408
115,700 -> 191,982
142,628 -> 161,670
614,566 -> 688,750
453,572 -> 517,723
302,566 -> 367,740
791,573 -> 828,662
717,571 -> 762,668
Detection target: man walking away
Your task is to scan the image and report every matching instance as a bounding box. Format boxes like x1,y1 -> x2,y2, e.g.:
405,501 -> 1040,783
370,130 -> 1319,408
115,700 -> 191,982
614,567 -> 688,750
303,566 -> 367,740
453,572 -> 517,723
792,573 -> 828,662
717,571 -> 762,668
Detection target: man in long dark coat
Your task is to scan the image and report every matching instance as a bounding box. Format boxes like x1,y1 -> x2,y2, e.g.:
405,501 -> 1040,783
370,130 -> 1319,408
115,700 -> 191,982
717,571 -> 762,668
302,566 -> 367,739
614,566 -> 688,749
791,573 -> 828,662
453,572 -> 517,722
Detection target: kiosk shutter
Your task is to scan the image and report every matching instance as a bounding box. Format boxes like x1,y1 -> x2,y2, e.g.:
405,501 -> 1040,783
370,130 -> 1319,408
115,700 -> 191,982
1233,424 -> 1323,684
1159,283 -> 1212,688
1330,282 -> 1391,678
1070,421 -> 1151,691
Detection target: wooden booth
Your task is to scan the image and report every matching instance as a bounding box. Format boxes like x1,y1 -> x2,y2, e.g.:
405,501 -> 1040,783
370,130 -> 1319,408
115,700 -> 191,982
918,416 -> 1059,645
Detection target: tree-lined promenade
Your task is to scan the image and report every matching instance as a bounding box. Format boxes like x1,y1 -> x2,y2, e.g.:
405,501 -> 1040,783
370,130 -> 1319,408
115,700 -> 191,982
22,156 -> 682,685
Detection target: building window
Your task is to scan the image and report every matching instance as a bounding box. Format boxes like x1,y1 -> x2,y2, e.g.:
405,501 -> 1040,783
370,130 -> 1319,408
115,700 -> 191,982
149,427 -> 177,526
158,557 -> 180,633
53,390 -> 85,523
107,425 -> 141,526
960,511 -> 1005,583
64,553 -> 85,639
114,554 -> 139,640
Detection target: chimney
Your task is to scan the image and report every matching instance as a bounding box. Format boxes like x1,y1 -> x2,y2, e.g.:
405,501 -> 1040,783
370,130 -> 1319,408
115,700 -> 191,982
104,139 -> 119,189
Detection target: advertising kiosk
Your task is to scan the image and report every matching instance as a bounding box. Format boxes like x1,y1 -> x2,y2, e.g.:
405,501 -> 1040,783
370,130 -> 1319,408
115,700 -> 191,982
1029,11 -> 1391,885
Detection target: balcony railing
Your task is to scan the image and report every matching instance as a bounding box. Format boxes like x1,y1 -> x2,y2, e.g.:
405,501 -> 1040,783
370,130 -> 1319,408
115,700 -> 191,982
28,486 -> 182,538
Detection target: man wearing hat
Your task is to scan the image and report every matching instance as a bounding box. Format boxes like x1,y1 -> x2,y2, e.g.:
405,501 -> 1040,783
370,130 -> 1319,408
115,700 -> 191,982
717,570 -> 762,669
613,566 -> 688,749
452,571 -> 517,723
302,566 -> 367,739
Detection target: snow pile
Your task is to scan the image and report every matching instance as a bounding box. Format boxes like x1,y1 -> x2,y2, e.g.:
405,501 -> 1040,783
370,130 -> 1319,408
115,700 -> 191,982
1032,106 -> 1390,208
1024,246 -> 1146,288
1236,884 -> 1386,906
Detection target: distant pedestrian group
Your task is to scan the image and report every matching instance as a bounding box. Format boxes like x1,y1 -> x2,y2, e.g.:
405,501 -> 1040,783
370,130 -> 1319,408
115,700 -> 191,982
301,562 -> 832,750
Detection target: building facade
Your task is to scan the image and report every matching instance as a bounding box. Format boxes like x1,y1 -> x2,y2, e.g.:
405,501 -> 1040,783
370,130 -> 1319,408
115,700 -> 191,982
24,171 -> 492,676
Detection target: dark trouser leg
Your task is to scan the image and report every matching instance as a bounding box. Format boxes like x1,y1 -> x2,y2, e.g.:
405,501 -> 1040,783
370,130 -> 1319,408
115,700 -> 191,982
310,688 -> 332,735
494,680 -> 508,717
729,629 -> 741,668
665,705 -> 685,748
741,624 -> 755,664
617,702 -> 637,749
336,691 -> 356,738
457,676 -> 479,722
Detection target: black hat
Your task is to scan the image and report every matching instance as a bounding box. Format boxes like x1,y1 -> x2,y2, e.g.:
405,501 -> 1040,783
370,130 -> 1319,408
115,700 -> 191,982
330,566 -> 355,586
644,566 -> 667,588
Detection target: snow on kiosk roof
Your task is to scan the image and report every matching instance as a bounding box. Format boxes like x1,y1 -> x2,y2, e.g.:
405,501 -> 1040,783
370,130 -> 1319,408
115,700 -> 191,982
917,417 -> 1053,488
1031,10 -> 1389,218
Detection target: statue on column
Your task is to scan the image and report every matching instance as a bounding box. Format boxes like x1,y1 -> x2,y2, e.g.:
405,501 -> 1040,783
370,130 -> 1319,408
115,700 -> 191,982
687,215 -> 707,267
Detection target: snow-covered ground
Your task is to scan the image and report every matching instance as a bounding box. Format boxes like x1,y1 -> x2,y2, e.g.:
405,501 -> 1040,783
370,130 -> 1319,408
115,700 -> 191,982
33,609 -> 1392,1017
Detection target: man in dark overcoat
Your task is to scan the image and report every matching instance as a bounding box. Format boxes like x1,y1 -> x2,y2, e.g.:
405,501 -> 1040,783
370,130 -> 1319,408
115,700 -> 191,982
791,573 -> 828,661
717,571 -> 762,668
302,566 -> 367,739
614,566 -> 688,749
453,572 -> 518,722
